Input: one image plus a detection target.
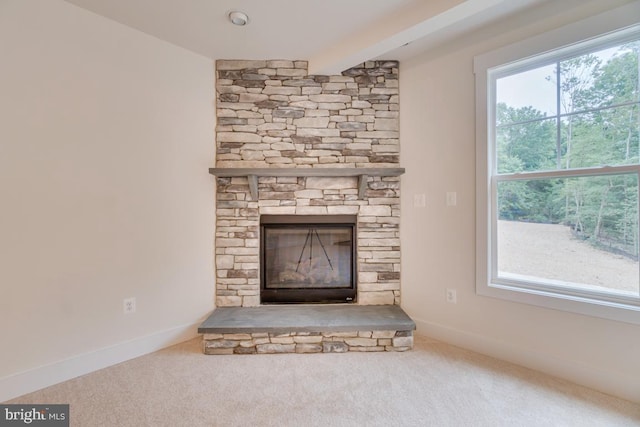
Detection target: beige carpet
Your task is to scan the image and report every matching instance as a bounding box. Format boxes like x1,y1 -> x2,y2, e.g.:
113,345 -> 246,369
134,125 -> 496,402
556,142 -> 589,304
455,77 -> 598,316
7,335 -> 640,426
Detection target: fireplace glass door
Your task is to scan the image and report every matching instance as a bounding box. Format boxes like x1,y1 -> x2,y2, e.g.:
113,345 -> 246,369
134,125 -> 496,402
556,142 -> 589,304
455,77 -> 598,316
260,216 -> 356,303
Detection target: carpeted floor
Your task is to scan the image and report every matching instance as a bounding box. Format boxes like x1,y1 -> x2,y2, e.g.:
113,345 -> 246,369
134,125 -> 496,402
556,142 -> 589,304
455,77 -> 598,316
7,334 -> 640,426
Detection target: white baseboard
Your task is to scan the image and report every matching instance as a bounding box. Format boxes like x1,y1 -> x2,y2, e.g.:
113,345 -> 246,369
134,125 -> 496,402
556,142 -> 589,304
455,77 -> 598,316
412,317 -> 639,404
0,322 -> 200,403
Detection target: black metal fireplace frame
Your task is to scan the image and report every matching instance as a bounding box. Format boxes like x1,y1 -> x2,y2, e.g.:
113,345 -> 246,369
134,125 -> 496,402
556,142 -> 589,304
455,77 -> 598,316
260,215 -> 357,304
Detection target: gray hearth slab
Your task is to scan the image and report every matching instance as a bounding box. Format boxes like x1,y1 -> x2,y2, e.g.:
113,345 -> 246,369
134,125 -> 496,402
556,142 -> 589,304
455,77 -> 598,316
198,305 -> 416,334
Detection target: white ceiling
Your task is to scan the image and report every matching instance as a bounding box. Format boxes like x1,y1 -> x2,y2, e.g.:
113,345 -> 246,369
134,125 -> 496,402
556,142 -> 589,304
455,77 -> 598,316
63,0 -> 549,74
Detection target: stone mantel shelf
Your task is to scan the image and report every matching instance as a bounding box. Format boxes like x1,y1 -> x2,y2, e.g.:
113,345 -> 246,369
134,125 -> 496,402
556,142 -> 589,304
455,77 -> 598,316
209,167 -> 405,200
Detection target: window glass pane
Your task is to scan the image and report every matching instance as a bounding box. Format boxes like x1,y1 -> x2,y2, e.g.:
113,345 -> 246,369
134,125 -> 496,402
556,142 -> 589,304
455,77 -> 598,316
496,64 -> 557,118
559,45 -> 638,112
561,105 -> 640,168
495,39 -> 639,173
497,175 -> 639,297
496,116 -> 557,173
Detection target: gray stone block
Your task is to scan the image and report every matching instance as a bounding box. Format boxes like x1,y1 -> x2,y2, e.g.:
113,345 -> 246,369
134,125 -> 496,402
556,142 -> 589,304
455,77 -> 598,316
323,342 -> 349,353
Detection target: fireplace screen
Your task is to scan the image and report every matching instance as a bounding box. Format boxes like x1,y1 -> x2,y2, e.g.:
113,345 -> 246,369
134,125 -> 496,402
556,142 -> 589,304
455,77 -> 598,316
260,215 -> 356,303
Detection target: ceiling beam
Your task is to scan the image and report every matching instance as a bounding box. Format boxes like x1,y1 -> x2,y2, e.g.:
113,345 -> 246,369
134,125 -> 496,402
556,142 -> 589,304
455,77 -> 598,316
308,0 -> 541,75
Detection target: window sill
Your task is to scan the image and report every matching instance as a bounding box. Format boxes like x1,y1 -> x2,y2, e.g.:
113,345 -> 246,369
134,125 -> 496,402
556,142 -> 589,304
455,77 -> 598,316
477,280 -> 640,325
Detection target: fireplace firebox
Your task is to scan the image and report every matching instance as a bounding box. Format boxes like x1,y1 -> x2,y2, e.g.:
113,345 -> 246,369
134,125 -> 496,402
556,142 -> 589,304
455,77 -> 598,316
260,215 -> 357,304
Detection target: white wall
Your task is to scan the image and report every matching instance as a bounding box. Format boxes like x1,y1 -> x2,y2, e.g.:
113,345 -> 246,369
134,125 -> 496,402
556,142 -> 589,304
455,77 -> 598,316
400,0 -> 640,403
0,0 -> 215,400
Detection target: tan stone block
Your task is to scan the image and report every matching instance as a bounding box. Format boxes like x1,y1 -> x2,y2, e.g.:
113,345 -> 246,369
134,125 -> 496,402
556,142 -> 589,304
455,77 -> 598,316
241,150 -> 265,161
269,142 -> 296,150
309,94 -> 352,103
242,295 -> 260,307
203,334 -> 224,340
322,82 -> 346,91
276,68 -> 307,77
295,206 -> 327,215
270,337 -> 295,344
371,88 -> 398,95
358,291 -> 395,305
258,206 -> 296,215
302,87 -> 323,95
216,296 -> 242,307
293,117 -> 330,128
256,344 -> 296,354
328,76 -> 354,83
318,156 -> 339,164
378,339 -> 392,346
359,205 -> 391,217
305,177 -> 357,189
296,128 -> 340,137
223,334 -> 252,340
359,238 -> 400,247
393,336 -> 414,348
340,109 -> 363,116
294,189 -> 324,199
322,332 -> 357,338
356,130 -> 400,139
327,205 -> 360,215
217,60 -> 266,70
358,272 -> 378,283
263,86 -> 300,96
267,60 -> 294,68
216,238 -> 245,247
317,102 -> 347,110
351,100 -> 371,109
372,331 -> 396,339
344,338 -> 378,347
293,335 -> 323,344
358,282 -> 400,292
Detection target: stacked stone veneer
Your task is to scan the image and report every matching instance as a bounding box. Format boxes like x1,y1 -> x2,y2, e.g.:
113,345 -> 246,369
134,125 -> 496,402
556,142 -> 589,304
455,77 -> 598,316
215,60 -> 400,307
203,330 -> 413,354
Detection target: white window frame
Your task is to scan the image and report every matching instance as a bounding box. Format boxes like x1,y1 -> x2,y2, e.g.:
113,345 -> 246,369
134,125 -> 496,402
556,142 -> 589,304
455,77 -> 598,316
474,3 -> 640,325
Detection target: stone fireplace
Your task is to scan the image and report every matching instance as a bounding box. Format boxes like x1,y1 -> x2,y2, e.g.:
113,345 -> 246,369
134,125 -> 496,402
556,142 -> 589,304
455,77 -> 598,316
213,59 -> 401,308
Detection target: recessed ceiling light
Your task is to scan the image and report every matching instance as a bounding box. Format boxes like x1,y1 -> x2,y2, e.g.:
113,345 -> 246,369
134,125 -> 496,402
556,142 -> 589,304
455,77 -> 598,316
228,11 -> 249,26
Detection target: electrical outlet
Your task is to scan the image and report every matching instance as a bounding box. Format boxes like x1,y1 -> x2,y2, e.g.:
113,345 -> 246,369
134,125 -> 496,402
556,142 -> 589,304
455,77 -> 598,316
124,297 -> 136,314
446,289 -> 457,304
413,193 -> 426,208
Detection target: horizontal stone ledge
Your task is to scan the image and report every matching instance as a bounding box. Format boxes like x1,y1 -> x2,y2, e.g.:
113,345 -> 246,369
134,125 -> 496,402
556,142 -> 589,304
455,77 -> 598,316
198,305 -> 415,335
210,167 -> 404,200
209,167 -> 404,178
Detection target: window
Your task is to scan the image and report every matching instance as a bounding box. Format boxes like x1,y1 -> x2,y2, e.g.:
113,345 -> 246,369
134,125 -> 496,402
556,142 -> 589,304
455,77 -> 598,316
475,5 -> 640,324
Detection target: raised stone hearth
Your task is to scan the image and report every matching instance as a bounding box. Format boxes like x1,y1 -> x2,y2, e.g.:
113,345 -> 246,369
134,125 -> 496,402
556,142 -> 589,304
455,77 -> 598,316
198,305 -> 416,354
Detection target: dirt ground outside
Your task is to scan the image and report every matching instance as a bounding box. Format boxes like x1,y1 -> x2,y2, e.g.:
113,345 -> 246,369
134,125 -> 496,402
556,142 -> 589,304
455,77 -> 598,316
498,220 -> 639,295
